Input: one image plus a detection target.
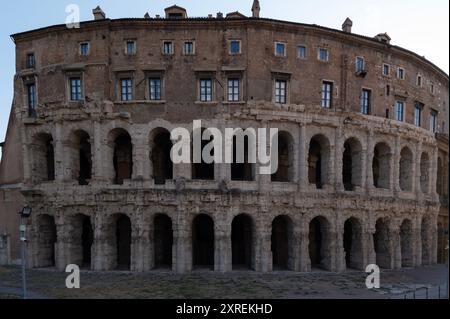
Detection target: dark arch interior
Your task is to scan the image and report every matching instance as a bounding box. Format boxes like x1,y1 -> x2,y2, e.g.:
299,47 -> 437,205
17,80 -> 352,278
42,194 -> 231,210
373,143 -> 390,189
231,135 -> 255,181
81,215 -> 94,268
151,130 -> 173,185
343,218 -> 363,270
309,217 -> 323,267
78,133 -> 92,185
192,129 -> 215,180
232,214 -> 253,269
38,215 -> 57,267
154,214 -> 173,268
271,216 -> 291,270
308,138 -> 324,189
271,133 -> 293,182
113,133 -> 133,185
116,215 -> 132,270
374,219 -> 391,269
192,214 -> 214,269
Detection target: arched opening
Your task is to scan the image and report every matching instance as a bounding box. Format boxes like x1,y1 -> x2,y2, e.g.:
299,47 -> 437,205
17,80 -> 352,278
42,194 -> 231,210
115,214 -> 132,270
31,133 -> 55,183
150,129 -> 173,185
69,130 -> 92,186
271,216 -> 294,270
342,138 -> 363,191
400,219 -> 413,267
437,221 -> 445,264
343,217 -> 364,270
421,216 -> 432,265
192,214 -> 214,269
232,214 -> 254,270
271,132 -> 294,182
420,153 -> 430,193
192,128 -> 215,180
308,216 -> 331,270
399,147 -> 413,192
373,142 -> 391,189
36,214 -> 57,267
108,129 -> 133,185
374,218 -> 392,269
308,135 -> 330,189
231,133 -> 255,181
154,214 -> 173,269
67,214 -> 94,269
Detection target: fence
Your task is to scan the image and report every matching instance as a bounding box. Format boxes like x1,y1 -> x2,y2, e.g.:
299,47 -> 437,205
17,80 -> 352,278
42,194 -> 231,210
389,283 -> 449,299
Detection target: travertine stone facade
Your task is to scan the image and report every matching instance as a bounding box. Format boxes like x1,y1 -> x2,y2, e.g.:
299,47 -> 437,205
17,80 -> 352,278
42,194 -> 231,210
0,3 -> 448,272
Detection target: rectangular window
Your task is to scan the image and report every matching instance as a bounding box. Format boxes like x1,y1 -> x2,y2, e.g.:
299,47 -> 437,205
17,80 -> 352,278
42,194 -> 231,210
397,67 -> 405,79
417,75 -> 422,87
275,42 -> 286,57
356,57 -> 365,72
395,101 -> 405,122
121,78 -> 133,101
321,81 -> 333,108
26,53 -> 35,68
163,41 -> 173,55
200,79 -> 212,102
27,83 -> 36,114
126,41 -> 136,55
430,83 -> 435,94
184,41 -> 194,55
228,78 -> 240,102
230,40 -> 241,55
414,102 -> 423,127
429,110 -> 437,133
275,80 -> 287,104
360,89 -> 371,115
383,64 -> 390,76
149,78 -> 162,101
70,77 -> 82,101
80,43 -> 90,56
319,48 -> 329,61
297,46 -> 307,59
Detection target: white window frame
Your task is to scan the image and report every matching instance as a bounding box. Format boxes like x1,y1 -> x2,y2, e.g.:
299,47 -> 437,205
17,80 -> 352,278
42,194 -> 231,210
198,78 -> 214,102
162,41 -> 174,55
395,101 -> 405,122
416,74 -> 423,87
382,63 -> 390,77
414,103 -> 423,127
79,42 -> 90,56
183,41 -> 195,55
397,67 -> 405,80
360,88 -> 371,115
318,48 -> 329,62
356,56 -> 366,72
274,79 -> 288,104
229,40 -> 242,55
125,40 -> 137,55
297,45 -> 307,59
275,42 -> 287,57
429,110 -> 437,133
321,81 -> 333,108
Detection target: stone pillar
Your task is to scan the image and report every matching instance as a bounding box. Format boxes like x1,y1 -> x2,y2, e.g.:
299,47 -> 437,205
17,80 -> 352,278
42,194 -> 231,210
173,211 -> 192,273
92,214 -> 115,271
391,227 -> 402,269
334,228 -> 346,272
131,212 -> 151,272
214,223 -> 232,273
132,132 -> 146,181
298,125 -> 308,191
365,131 -> 375,193
326,141 -> 336,191
430,147 -> 439,199
334,127 -> 344,192
55,213 -> 71,271
365,228 -> 376,267
298,226 -> 311,272
431,215 -> 438,264
393,135 -> 401,193
414,142 -> 423,196
255,228 -> 272,272
92,121 -> 104,181
54,122 -> 66,182
21,127 -> 32,184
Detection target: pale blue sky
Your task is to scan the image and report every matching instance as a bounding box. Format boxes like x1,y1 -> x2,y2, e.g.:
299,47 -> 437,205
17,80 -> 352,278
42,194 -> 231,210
0,0 -> 449,151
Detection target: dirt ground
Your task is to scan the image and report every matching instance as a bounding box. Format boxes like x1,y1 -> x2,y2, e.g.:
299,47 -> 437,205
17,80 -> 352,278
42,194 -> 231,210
0,264 -> 448,299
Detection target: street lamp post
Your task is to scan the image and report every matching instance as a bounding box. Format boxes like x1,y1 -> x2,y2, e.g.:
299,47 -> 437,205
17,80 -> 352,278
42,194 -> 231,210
19,205 -> 32,300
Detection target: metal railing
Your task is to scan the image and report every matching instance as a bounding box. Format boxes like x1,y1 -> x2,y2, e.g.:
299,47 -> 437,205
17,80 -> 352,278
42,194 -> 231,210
389,283 -> 449,299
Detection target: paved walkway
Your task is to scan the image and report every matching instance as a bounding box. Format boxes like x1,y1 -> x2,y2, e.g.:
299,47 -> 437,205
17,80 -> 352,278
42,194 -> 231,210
0,264 -> 448,299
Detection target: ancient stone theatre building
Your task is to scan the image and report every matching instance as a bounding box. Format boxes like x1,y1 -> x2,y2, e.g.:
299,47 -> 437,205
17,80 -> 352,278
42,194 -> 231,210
0,2 -> 449,273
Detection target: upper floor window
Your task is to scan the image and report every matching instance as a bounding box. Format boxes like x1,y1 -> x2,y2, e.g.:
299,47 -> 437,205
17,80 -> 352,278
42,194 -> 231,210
69,77 -> 82,101
199,79 -> 213,102
395,101 -> 405,122
382,64 -> 390,76
230,40 -> 241,55
274,79 -> 287,104
163,41 -> 174,55
275,42 -> 286,57
27,83 -> 36,116
120,78 -> 133,101
430,83 -> 435,94
80,42 -> 90,56
26,53 -> 35,69
297,46 -> 307,59
414,102 -> 423,127
184,41 -> 195,55
149,78 -> 162,101
318,48 -> 329,62
429,110 -> 437,133
228,78 -> 240,102
397,67 -> 405,80
360,89 -> 371,115
126,40 -> 136,55
321,81 -> 333,108
356,57 -> 365,72
416,75 -> 423,87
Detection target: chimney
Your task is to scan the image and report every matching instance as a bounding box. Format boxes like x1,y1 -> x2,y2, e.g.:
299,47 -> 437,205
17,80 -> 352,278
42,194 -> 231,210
217,12 -> 223,19
374,33 -> 391,44
144,12 -> 150,19
342,18 -> 353,33
93,6 -> 106,20
252,0 -> 260,18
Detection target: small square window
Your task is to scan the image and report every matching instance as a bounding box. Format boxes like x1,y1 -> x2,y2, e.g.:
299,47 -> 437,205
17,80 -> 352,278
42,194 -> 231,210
184,41 -> 194,55
26,53 -> 35,68
163,41 -> 174,55
319,48 -> 329,61
397,68 -> 405,80
383,64 -> 390,76
126,41 -> 136,55
230,40 -> 241,55
275,42 -> 286,57
297,46 -> 307,59
80,43 -> 90,56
